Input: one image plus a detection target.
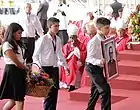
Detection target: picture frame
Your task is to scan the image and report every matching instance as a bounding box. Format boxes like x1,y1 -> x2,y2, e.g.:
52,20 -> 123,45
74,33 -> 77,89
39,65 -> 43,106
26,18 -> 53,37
101,37 -> 119,80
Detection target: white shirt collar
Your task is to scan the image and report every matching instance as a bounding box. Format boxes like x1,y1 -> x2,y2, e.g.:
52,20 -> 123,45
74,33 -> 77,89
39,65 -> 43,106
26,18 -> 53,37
46,32 -> 57,41
96,33 -> 106,41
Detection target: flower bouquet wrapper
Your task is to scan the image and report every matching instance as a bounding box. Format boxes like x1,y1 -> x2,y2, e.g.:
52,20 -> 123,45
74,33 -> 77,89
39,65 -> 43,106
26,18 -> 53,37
25,63 -> 54,97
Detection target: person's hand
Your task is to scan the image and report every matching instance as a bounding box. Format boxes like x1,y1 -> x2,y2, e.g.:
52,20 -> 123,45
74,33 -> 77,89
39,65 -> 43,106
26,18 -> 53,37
127,43 -> 132,50
24,66 -> 30,72
65,68 -> 70,76
77,60 -> 83,66
100,58 -> 105,65
57,9 -> 62,13
73,47 -> 80,59
26,64 -> 32,71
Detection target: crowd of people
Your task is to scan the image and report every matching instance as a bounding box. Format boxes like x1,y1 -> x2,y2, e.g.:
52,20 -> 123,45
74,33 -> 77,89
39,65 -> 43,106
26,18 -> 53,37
0,0 -> 139,110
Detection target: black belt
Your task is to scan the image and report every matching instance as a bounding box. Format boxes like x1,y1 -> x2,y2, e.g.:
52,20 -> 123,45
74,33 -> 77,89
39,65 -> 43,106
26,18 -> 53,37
41,66 -> 53,68
86,62 -> 93,66
86,62 -> 102,69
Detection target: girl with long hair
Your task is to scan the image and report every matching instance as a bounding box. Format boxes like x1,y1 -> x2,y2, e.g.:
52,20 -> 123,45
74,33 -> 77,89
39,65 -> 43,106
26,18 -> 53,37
0,23 -> 29,110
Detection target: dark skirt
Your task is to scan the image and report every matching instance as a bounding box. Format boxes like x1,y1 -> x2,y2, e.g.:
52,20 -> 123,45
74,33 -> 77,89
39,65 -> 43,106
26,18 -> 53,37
0,64 -> 26,101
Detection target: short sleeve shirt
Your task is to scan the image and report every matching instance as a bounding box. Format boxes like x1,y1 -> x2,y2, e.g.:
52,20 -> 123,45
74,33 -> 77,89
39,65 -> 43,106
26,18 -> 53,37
2,42 -> 24,64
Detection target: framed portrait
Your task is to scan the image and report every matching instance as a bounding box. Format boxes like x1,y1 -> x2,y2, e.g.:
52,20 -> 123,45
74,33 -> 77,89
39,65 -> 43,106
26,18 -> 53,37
101,37 -> 119,80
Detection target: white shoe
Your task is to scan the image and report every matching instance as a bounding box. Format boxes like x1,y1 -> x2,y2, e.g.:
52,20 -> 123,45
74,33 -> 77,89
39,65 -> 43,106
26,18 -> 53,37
59,81 -> 64,88
62,83 -> 68,89
59,81 -> 68,89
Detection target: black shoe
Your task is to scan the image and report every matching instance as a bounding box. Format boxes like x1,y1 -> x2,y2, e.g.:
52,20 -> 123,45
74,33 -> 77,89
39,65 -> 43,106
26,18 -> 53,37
68,85 -> 76,92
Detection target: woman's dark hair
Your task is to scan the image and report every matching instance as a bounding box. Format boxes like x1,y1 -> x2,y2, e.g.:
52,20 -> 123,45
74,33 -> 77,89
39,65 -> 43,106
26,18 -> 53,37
3,23 -> 24,54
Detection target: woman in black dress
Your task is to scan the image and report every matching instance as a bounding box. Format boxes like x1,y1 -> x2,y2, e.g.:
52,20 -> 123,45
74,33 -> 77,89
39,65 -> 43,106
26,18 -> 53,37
0,23 -> 29,110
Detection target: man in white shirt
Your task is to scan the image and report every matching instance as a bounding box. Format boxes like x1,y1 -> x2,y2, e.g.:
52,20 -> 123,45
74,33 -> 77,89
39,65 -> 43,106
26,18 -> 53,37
85,17 -> 111,110
33,17 -> 69,110
18,2 -> 44,64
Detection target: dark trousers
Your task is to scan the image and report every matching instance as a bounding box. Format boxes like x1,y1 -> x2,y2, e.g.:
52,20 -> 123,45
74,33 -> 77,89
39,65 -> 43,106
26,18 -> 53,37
41,66 -> 59,110
21,37 -> 35,64
57,30 -> 68,46
85,63 -> 111,110
40,19 -> 48,34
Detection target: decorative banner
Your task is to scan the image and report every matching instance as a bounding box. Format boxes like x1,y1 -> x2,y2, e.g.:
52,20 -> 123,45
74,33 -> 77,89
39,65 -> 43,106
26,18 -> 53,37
9,1 -> 14,7
0,0 -> 14,7
0,0 -> 4,6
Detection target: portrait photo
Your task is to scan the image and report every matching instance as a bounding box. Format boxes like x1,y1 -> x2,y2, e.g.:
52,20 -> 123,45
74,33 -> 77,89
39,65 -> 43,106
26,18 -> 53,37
101,37 -> 119,80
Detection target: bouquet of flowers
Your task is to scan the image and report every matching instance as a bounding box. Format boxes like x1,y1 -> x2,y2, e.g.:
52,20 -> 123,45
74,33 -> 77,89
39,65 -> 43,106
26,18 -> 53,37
26,71 -> 54,86
128,12 -> 140,41
26,63 -> 54,97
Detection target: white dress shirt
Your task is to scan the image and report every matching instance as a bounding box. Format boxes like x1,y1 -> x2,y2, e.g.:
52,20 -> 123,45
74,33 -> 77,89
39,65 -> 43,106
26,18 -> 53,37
33,33 -> 68,68
17,13 -> 44,38
86,33 -> 105,67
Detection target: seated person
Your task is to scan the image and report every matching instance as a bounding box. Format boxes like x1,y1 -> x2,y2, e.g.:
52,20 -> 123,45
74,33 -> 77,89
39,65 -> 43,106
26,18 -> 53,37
0,26 -> 6,57
108,22 -> 117,38
115,20 -> 131,52
60,24 -> 87,91
78,11 -> 95,38
78,23 -> 87,40
78,21 -> 97,46
83,21 -> 97,46
0,26 -> 5,44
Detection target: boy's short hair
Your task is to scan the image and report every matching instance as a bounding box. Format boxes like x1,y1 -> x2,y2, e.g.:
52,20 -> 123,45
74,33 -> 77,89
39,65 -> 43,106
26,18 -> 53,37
96,17 -> 111,28
47,17 -> 60,28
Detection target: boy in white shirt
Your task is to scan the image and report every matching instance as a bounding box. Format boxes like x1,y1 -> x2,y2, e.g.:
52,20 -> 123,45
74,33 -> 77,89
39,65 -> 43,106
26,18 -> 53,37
33,17 -> 69,110
86,17 -> 111,110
